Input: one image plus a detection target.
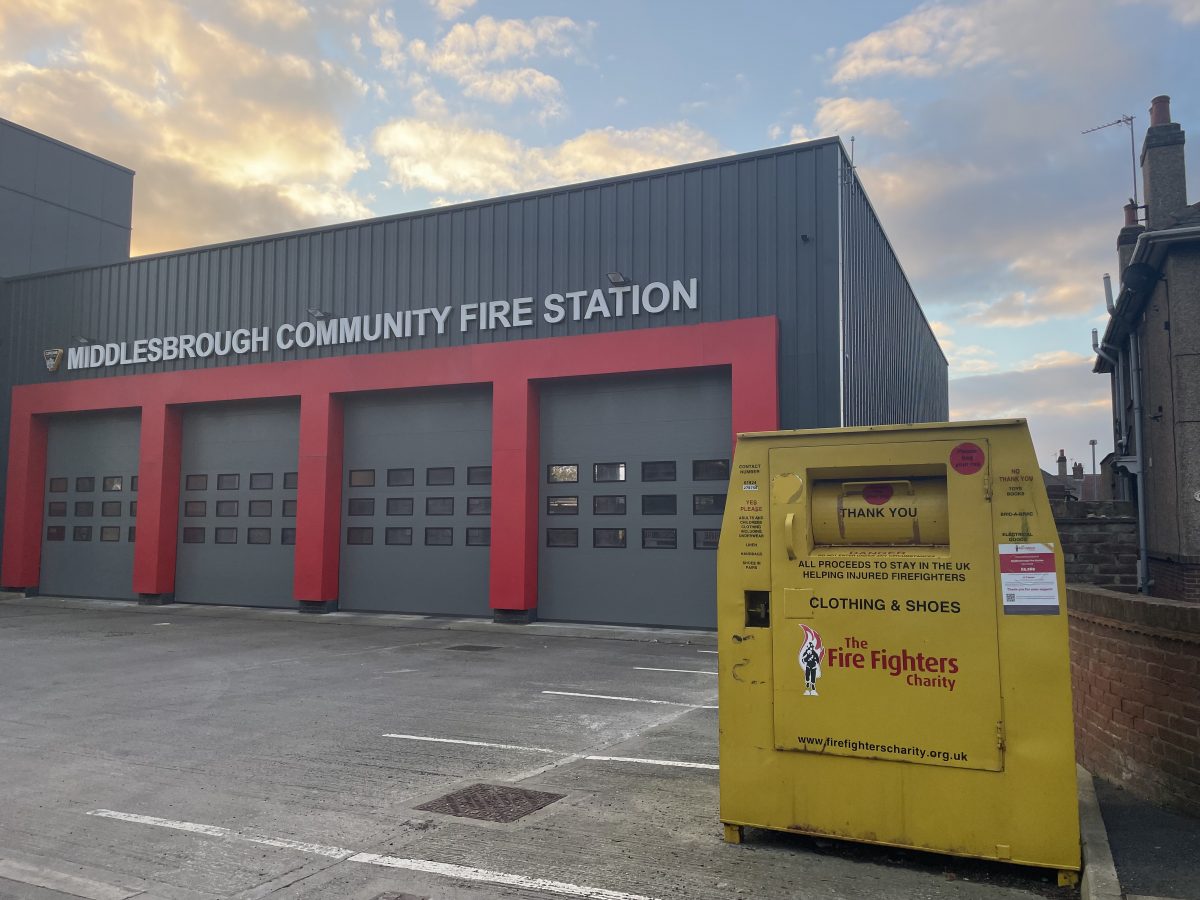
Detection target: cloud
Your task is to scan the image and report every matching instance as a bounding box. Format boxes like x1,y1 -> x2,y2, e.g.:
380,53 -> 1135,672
430,0 -> 477,21
814,96 -> 908,137
832,3 -> 999,83
234,0 -> 311,28
0,0 -> 371,255
373,119 -> 723,198
369,9 -> 406,72
950,351 -> 1112,466
413,15 -> 590,120
1125,0 -> 1200,24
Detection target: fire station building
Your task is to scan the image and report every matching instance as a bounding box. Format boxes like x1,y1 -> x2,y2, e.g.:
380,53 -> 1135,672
0,119 -> 947,628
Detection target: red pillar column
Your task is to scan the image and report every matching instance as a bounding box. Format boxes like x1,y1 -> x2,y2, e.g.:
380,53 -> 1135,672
490,377 -> 539,621
295,391 -> 342,612
132,403 -> 182,600
729,322 -> 781,444
1,405 -> 48,590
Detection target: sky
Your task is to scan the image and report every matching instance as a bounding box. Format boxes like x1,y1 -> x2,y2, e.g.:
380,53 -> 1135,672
2,0 -> 1198,472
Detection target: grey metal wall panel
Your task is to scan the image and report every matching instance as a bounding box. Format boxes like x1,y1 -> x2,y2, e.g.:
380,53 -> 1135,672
0,118 -> 133,279
40,411 -> 140,599
840,169 -> 949,425
339,387 -> 491,615
0,141 -> 844,432
174,400 -> 299,607
538,370 -> 731,628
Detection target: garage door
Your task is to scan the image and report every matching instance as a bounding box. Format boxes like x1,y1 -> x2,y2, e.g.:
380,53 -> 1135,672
538,371 -> 731,628
339,387 -> 491,615
40,411 -> 141,599
174,401 -> 299,607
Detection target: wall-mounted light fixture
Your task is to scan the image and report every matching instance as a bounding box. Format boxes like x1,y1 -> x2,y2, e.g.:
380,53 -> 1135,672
72,335 -> 93,345
606,272 -> 630,287
307,308 -> 332,320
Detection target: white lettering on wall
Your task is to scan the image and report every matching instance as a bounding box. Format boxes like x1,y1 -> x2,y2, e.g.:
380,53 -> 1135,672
63,278 -> 699,371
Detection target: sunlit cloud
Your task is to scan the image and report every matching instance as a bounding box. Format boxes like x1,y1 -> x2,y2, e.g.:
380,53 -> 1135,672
412,15 -> 591,120
373,119 -> 723,198
429,0 -> 477,21
814,96 -> 908,137
0,0 -> 371,255
832,3 -> 998,83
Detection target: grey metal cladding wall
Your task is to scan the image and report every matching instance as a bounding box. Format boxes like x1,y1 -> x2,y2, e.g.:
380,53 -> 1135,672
0,119 -> 133,278
0,140 -> 846,428
840,168 -> 948,425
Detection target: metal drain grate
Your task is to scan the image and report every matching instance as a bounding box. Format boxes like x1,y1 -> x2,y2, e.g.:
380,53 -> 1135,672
444,644 -> 501,652
416,783 -> 565,822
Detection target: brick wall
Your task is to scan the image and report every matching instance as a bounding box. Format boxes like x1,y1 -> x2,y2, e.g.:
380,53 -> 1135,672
1068,584 -> 1200,813
1149,556 -> 1200,603
1051,501 -> 1139,590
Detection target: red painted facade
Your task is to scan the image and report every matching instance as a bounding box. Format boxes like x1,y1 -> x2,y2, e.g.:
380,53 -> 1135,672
2,317 -> 779,612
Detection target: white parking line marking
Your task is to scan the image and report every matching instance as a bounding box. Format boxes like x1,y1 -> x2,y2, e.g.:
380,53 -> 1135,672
86,810 -> 354,859
542,690 -> 717,709
381,734 -> 718,772
633,667 -> 717,675
88,809 -> 662,900
585,755 -> 719,771
382,733 -> 558,753
350,852 -> 660,899
696,649 -> 718,654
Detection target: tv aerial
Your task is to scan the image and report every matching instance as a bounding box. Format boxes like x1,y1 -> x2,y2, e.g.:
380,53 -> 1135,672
1083,114 -> 1139,210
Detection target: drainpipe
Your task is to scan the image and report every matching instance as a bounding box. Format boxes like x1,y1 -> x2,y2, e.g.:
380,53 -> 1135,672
1128,330 -> 1151,593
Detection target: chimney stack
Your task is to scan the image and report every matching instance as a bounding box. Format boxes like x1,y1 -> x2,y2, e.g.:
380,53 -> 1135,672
1141,94 -> 1187,229
1118,199 -> 1145,272
1072,461 -> 1084,478
1057,449 -> 1067,477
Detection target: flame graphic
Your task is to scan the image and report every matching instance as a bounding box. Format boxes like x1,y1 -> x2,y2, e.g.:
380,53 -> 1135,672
798,624 -> 824,680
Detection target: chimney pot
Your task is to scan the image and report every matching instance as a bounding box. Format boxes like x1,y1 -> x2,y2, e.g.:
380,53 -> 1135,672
1150,95 -> 1171,127
1057,449 -> 1067,477
1124,200 -> 1138,226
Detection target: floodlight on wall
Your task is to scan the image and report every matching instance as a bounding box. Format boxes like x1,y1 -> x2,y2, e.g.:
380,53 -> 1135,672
607,272 -> 630,287
307,308 -> 332,320
72,335 -> 93,345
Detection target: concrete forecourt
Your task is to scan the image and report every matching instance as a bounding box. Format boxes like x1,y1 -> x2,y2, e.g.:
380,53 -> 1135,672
0,595 -> 1075,900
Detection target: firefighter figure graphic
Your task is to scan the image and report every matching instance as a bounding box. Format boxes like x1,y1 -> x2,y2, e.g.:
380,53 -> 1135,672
799,625 -> 824,696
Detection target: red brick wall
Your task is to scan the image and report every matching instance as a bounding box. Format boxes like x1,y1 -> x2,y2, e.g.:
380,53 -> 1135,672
1068,585 -> 1200,813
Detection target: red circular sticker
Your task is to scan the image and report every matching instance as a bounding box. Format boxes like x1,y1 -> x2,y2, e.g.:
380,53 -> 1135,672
950,442 -> 985,475
861,483 -> 894,505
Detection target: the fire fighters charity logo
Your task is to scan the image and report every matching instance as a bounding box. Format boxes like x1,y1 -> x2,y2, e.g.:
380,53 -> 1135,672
799,624 -> 824,696
43,349 -> 64,373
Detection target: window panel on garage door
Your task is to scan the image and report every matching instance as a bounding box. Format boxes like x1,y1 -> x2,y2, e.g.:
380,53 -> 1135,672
174,400 -> 299,607
538,370 -> 731,628
339,386 -> 491,615
41,411 -> 141,599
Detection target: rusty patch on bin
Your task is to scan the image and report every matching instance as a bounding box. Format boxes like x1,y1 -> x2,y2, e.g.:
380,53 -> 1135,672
416,783 -> 564,822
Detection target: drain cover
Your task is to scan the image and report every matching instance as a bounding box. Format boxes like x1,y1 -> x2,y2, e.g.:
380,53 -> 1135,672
416,783 -> 564,822
444,644 -> 501,652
